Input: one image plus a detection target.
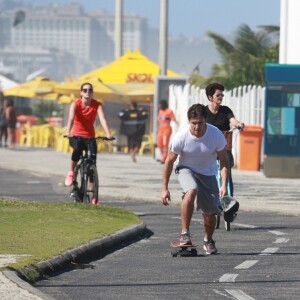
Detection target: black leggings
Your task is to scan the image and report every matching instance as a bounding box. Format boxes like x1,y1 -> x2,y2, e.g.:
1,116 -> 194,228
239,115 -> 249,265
69,136 -> 97,162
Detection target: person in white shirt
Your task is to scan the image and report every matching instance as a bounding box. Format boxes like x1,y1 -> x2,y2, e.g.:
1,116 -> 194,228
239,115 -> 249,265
161,104 -> 229,254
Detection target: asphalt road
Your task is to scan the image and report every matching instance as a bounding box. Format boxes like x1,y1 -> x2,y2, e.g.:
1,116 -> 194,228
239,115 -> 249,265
1,169 -> 300,300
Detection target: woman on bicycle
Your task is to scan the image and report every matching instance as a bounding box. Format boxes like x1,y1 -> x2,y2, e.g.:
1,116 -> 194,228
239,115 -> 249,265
205,83 -> 244,196
64,82 -> 113,204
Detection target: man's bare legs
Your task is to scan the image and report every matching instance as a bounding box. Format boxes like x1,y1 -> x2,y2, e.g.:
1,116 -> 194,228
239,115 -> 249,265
203,213 -> 216,241
181,189 -> 197,233
130,146 -> 139,163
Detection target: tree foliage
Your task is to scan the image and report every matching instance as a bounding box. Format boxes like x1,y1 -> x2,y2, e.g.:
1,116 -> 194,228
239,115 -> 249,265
191,24 -> 279,89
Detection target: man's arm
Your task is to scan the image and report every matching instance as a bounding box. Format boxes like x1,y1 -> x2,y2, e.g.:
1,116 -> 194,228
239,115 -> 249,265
216,148 -> 229,197
161,150 -> 178,206
229,117 -> 244,129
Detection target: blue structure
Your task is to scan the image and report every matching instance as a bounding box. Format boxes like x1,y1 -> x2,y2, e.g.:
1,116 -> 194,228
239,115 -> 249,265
264,63 -> 300,177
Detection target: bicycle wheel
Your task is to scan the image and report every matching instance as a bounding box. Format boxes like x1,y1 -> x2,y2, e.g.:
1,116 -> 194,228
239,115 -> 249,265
83,164 -> 99,204
70,165 -> 84,203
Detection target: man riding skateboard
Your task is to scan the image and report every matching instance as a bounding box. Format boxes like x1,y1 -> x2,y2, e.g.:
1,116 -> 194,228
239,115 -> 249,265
161,104 -> 229,255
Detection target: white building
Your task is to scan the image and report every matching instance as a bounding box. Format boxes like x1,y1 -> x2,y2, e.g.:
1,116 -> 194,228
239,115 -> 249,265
0,2 -> 149,81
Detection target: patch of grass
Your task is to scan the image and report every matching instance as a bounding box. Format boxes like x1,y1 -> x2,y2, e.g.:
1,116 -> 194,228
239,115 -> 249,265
0,198 -> 140,270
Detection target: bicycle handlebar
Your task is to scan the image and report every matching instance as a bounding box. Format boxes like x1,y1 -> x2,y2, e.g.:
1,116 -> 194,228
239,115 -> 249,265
227,126 -> 243,132
95,136 -> 115,141
64,135 -> 115,141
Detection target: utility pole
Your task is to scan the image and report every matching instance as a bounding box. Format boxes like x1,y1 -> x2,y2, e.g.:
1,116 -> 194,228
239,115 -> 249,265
115,0 -> 123,59
13,10 -> 26,81
159,0 -> 168,75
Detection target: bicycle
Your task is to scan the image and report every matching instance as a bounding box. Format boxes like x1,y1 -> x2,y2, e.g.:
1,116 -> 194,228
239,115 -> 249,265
215,127 -> 242,231
64,136 -> 115,204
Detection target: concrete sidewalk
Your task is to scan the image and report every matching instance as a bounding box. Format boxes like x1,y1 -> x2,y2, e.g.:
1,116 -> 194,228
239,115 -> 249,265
0,146 -> 300,299
0,147 -> 299,216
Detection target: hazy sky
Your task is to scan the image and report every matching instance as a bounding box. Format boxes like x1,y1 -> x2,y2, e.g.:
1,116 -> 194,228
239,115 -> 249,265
21,0 -> 280,38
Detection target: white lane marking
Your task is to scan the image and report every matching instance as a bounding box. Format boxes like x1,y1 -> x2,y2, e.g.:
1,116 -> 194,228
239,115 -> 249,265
226,289 -> 256,300
269,230 -> 285,235
213,289 -> 234,299
234,260 -> 259,270
219,273 -> 238,282
171,216 -> 203,222
26,181 -> 41,184
231,223 -> 258,229
273,238 -> 289,244
101,200 -> 126,203
259,247 -> 279,255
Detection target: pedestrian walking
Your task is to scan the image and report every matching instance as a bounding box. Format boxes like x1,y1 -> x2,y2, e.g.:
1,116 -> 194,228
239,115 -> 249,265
157,99 -> 176,164
0,100 -> 8,147
4,99 -> 17,150
118,101 -> 148,162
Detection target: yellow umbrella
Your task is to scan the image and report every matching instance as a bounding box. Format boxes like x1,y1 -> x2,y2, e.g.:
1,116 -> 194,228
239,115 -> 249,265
57,94 -> 74,104
123,84 -> 155,103
80,49 -> 179,86
3,76 -> 59,100
54,77 -> 127,103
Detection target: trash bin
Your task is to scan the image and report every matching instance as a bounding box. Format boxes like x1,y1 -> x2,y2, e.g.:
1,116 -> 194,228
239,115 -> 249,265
238,125 -> 263,171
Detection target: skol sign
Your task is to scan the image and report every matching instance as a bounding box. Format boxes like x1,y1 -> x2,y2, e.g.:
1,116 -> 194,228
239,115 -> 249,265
126,73 -> 154,83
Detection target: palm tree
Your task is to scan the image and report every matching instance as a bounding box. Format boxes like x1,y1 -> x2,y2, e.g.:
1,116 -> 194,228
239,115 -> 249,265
205,24 -> 279,89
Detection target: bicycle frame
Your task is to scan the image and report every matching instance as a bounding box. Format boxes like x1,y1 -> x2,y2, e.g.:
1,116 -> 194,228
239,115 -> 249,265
67,136 -> 114,204
71,138 -> 98,203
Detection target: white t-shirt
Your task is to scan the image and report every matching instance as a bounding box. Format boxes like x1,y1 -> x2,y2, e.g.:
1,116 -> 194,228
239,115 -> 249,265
170,123 -> 226,176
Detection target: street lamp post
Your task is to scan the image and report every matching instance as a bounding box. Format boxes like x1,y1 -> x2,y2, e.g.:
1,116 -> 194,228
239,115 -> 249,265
115,0 -> 123,59
159,0 -> 168,76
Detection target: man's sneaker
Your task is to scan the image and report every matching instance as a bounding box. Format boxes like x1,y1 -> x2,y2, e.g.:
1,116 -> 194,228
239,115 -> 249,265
91,198 -> 101,206
203,239 -> 218,255
65,171 -> 75,186
179,233 -> 192,245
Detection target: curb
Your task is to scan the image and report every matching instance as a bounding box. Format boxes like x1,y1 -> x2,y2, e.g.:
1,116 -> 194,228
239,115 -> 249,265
3,222 -> 147,298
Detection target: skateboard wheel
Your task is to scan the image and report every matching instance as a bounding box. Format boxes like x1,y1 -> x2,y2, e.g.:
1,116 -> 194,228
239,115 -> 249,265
171,249 -> 178,257
191,249 -> 197,256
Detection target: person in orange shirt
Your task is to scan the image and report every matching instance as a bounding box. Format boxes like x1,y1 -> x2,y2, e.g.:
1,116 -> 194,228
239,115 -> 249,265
157,100 -> 176,163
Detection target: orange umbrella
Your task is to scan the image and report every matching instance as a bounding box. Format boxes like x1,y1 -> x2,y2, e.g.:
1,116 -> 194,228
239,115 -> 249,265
17,114 -> 40,125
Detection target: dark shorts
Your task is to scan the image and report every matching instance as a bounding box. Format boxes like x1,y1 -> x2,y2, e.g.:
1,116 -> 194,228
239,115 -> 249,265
69,136 -> 97,162
127,134 -> 143,149
177,167 -> 221,216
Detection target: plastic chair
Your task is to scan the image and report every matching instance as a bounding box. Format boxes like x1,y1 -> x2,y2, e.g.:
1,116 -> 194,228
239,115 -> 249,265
19,124 -> 33,147
139,134 -> 154,156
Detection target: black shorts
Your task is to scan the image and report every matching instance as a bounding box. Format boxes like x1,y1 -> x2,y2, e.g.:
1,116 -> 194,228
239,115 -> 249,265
69,136 -> 97,162
127,134 -> 143,149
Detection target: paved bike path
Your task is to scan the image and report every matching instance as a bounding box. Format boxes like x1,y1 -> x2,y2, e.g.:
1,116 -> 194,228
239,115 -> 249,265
0,147 -> 299,299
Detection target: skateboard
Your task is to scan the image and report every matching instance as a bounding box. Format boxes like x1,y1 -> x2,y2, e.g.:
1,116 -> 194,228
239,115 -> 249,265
170,240 -> 198,257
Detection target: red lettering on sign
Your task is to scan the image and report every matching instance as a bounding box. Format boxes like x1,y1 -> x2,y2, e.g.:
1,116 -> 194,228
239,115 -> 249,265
126,73 -> 153,83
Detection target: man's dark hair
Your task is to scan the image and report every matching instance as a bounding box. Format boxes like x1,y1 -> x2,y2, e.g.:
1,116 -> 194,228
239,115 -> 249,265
130,101 -> 138,109
159,99 -> 168,110
205,83 -> 224,99
187,104 -> 207,120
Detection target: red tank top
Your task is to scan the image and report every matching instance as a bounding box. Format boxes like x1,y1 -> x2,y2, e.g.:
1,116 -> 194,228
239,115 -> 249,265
72,98 -> 100,138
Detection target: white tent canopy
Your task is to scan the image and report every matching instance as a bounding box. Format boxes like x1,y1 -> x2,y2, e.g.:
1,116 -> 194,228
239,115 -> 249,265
0,74 -> 18,91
